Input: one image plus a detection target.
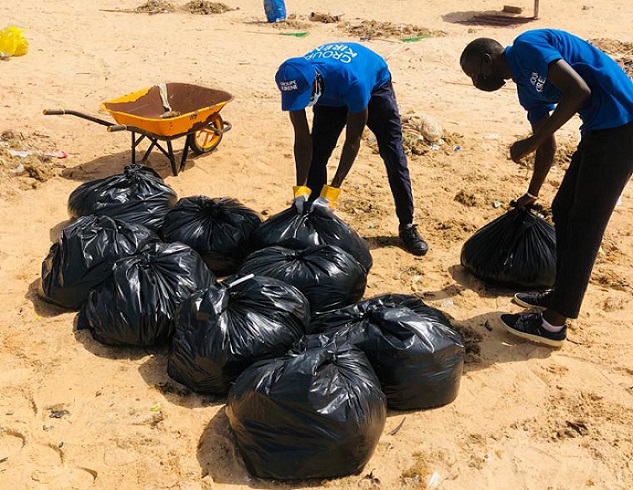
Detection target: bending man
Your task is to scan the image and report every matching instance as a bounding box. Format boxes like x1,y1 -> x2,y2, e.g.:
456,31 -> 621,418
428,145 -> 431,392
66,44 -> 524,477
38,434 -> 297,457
460,29 -> 633,347
275,42 -> 429,256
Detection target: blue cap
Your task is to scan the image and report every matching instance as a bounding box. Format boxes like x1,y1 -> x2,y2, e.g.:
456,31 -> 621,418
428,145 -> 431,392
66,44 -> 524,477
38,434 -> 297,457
275,57 -> 315,111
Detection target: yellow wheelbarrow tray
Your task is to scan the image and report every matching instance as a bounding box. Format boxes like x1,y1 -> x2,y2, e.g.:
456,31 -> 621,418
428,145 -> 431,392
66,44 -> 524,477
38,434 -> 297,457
43,83 -> 233,176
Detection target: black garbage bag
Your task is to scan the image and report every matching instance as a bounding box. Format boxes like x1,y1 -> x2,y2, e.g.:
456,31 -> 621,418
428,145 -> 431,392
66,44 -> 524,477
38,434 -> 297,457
460,207 -> 556,290
250,203 -> 373,272
306,297 -> 465,411
40,215 -> 158,309
78,242 -> 215,347
226,343 -> 386,480
67,164 -> 178,232
167,274 -> 310,395
161,196 -> 262,276
237,245 -> 367,316
350,293 -> 430,314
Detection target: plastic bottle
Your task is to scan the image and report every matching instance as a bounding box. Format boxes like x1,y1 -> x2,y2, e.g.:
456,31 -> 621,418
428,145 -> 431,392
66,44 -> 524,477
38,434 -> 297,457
263,0 -> 286,23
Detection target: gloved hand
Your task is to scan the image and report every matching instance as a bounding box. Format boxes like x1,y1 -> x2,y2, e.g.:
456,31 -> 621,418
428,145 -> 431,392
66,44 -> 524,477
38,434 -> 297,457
292,185 -> 311,213
311,196 -> 330,209
311,185 -> 341,210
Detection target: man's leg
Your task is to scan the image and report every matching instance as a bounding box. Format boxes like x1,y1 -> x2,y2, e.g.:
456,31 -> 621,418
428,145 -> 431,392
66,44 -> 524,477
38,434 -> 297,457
548,122 -> 633,319
503,121 -> 633,346
307,105 -> 347,197
367,83 -> 427,256
366,82 -> 415,226
513,145 -> 582,311
551,145 -> 581,282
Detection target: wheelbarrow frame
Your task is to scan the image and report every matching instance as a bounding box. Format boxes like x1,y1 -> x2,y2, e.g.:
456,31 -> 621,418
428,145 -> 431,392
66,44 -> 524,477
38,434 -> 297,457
42,109 -> 231,176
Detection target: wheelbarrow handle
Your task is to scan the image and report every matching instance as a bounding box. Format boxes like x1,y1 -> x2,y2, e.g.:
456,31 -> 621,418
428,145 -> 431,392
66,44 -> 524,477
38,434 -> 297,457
42,109 -> 66,116
42,109 -> 115,127
108,124 -> 129,133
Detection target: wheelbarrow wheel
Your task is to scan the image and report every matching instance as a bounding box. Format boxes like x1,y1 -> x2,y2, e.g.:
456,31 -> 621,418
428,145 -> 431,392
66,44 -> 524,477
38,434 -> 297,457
188,115 -> 224,155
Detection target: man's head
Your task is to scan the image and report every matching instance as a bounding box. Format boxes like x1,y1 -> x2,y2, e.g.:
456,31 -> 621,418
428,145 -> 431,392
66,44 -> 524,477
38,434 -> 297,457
275,57 -> 317,111
460,38 -> 506,92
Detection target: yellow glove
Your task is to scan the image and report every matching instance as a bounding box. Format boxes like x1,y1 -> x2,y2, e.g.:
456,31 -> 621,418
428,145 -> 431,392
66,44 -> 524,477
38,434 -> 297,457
292,185 -> 311,212
315,185 -> 341,209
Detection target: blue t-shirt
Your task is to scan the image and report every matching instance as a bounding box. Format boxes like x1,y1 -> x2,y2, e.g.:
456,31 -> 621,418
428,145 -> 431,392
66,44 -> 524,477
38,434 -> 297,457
302,43 -> 391,112
505,29 -> 633,132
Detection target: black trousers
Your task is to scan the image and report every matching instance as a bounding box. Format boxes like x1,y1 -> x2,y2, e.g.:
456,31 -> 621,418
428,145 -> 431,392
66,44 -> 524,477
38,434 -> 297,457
306,82 -> 415,226
549,120 -> 633,318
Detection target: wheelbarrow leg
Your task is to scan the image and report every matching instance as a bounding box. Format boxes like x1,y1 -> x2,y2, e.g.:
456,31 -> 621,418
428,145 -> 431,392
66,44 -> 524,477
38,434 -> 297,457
166,140 -> 179,176
141,141 -> 157,162
131,133 -> 148,166
179,141 -> 190,173
131,132 -> 136,165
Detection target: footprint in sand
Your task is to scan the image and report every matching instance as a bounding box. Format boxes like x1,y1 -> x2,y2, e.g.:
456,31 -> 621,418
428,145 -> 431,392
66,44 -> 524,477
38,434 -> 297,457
30,465 -> 98,488
0,428 -> 26,462
28,443 -> 98,488
0,432 -> 97,489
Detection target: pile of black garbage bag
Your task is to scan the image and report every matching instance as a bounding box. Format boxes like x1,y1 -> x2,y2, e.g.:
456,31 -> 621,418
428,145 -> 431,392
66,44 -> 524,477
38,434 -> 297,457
240,200 -> 372,316
41,165 -> 262,347
303,294 -> 465,411
225,293 -> 465,480
39,168 -> 467,481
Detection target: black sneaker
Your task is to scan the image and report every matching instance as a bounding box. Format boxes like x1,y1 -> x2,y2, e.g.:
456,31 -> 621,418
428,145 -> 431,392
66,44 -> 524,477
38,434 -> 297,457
513,291 -> 552,310
500,312 -> 566,348
399,224 -> 428,256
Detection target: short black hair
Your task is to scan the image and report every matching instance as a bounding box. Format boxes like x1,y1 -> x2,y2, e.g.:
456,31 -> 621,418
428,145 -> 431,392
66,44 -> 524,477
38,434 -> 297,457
460,38 -> 504,67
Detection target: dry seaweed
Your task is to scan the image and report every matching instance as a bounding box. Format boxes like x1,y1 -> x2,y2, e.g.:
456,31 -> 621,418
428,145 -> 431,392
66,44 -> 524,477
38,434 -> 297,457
589,38 -> 633,79
182,1 -> 236,14
339,20 -> 446,41
309,12 -> 343,24
135,0 -> 175,14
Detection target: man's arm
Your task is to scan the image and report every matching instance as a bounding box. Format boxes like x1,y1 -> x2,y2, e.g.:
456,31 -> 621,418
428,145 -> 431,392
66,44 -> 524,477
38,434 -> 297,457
510,59 -> 591,163
330,108 -> 368,187
515,116 -> 556,207
528,119 -> 556,198
289,110 -> 313,186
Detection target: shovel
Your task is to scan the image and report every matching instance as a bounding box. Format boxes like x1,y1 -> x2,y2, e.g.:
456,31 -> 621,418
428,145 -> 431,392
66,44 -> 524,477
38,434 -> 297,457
158,83 -> 181,118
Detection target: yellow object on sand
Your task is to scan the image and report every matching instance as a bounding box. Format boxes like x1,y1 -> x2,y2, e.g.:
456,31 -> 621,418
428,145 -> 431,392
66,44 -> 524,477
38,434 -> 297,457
0,26 -> 28,57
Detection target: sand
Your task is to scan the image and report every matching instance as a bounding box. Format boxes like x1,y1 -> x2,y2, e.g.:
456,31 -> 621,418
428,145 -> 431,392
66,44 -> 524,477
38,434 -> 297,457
0,0 -> 632,488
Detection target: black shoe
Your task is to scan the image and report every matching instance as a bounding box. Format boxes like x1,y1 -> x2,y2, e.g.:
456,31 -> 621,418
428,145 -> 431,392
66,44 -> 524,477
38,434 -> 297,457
513,291 -> 552,310
399,224 -> 428,256
500,312 -> 566,348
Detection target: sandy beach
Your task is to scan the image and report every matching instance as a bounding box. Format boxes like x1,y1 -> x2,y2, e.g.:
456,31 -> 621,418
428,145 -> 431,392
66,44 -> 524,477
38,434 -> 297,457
1,1 -> 632,488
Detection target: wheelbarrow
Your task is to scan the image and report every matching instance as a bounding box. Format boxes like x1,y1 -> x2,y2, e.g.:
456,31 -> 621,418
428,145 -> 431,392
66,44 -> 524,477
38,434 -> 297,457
43,83 -> 233,176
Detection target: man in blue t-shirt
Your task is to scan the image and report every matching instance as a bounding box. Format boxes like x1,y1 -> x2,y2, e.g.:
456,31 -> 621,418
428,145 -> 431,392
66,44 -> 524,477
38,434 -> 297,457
275,42 -> 428,256
460,29 -> 633,347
